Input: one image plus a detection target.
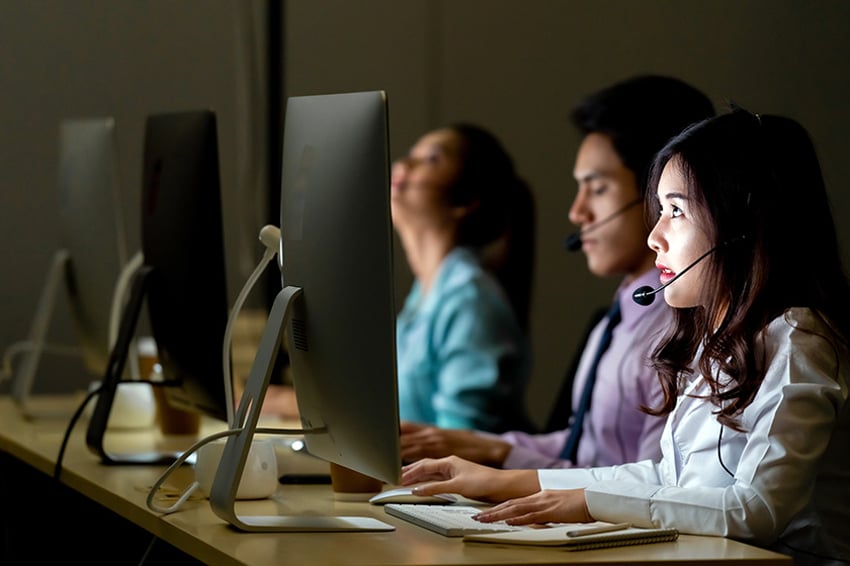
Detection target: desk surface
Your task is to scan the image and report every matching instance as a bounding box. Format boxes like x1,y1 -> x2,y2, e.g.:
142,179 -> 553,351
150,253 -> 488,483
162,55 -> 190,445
0,396 -> 791,566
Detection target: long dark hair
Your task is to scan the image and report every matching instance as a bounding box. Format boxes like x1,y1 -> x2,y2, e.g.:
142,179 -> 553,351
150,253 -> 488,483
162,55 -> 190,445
447,123 -> 536,332
644,107 -> 850,428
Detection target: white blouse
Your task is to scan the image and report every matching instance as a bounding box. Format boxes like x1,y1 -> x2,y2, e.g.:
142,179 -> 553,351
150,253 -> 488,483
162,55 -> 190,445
538,308 -> 850,565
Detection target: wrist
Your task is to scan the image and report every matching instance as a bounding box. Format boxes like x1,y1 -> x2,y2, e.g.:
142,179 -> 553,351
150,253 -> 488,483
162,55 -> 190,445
486,440 -> 512,467
499,469 -> 540,499
580,490 -> 593,521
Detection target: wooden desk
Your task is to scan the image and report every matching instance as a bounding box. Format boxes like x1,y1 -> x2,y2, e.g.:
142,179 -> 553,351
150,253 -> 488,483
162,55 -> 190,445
0,397 -> 791,565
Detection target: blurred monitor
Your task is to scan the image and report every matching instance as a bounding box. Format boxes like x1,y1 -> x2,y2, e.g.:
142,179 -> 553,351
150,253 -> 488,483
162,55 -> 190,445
59,118 -> 134,375
210,90 -> 400,531
86,109 -> 230,464
11,117 -> 135,419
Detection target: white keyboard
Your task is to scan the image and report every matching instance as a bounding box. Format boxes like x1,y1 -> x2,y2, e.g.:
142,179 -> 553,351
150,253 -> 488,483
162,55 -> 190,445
384,504 -> 533,537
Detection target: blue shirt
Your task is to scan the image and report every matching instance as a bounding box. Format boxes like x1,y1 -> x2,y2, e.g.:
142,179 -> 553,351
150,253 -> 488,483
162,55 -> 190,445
396,247 -> 533,432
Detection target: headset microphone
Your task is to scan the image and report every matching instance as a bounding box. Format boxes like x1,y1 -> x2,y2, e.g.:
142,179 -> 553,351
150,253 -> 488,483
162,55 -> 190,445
632,235 -> 746,306
564,231 -> 583,252
564,198 -> 641,252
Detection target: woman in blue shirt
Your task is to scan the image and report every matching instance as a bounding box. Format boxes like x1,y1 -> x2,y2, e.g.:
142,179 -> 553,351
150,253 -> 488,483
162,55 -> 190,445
392,124 -> 536,433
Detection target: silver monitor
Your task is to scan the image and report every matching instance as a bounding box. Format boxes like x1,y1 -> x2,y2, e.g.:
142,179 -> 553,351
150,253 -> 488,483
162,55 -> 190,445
11,117 -> 135,419
210,90 -> 400,532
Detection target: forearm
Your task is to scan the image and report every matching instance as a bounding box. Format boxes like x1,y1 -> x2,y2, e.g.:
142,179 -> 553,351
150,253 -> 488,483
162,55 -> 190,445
496,469 -> 542,499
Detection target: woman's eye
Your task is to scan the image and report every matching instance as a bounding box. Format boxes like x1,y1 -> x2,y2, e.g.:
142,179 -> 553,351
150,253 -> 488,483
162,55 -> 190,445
671,205 -> 683,218
591,184 -> 607,196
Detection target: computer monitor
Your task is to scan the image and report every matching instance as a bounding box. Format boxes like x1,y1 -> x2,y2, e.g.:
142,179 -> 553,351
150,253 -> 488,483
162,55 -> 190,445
86,109 -> 231,465
11,117 -> 138,419
59,119 -> 137,376
209,90 -> 400,532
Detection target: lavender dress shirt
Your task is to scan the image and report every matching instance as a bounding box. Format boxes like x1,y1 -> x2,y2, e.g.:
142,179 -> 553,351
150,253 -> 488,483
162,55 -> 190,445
496,269 -> 672,469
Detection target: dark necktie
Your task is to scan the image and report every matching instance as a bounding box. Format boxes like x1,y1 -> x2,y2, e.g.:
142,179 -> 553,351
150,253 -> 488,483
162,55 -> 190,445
560,300 -> 622,462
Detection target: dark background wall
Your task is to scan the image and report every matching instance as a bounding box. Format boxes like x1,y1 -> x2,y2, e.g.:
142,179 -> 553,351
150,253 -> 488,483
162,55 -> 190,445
2,0 -> 848,428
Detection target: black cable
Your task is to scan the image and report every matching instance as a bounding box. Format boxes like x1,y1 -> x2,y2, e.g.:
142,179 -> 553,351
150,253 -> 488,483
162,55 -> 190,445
716,423 -> 735,478
54,380 -> 181,480
54,385 -> 102,481
137,534 -> 157,566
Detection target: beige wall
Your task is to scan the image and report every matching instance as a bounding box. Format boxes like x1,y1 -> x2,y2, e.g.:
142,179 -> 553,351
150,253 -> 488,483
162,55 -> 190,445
2,1 -> 849,428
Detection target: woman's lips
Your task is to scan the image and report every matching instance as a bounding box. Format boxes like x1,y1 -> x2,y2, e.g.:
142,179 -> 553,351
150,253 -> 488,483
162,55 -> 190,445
657,264 -> 675,285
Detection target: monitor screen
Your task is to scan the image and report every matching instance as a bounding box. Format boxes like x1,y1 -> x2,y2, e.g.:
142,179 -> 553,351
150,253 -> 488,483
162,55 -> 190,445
209,90 -> 400,531
12,117 -> 133,417
86,109 -> 230,464
140,110 -> 229,422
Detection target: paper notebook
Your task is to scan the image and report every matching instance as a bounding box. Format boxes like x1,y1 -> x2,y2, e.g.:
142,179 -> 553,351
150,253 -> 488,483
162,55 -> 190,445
463,522 -> 679,551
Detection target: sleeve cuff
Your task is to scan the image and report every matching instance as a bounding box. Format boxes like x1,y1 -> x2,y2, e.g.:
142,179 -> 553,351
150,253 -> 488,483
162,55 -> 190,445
585,481 -> 660,527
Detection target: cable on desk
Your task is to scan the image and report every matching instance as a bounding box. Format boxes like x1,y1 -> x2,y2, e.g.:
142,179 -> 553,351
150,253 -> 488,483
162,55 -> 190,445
145,427 -> 243,513
145,425 -> 314,515
53,385 -> 101,481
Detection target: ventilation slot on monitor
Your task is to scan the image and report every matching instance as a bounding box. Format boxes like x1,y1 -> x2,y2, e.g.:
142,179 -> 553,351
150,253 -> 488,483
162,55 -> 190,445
291,318 -> 309,351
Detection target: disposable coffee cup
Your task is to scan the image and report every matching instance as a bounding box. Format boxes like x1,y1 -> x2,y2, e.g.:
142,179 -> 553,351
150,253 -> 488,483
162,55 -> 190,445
329,462 -> 383,501
195,438 -> 278,500
138,337 -> 201,437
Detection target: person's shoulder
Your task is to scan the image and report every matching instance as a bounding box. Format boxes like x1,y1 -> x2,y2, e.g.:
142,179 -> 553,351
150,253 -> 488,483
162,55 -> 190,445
768,307 -> 832,337
439,248 -> 483,282
438,249 -> 504,300
432,257 -> 518,330
763,307 -> 849,363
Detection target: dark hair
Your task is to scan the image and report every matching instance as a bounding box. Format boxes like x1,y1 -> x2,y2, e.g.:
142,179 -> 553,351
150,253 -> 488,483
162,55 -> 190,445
571,75 -> 716,196
644,106 -> 850,428
447,123 -> 536,332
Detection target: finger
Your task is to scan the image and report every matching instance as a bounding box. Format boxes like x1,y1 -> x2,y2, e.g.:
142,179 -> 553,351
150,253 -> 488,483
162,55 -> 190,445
503,510 -> 546,526
411,480 -> 456,496
399,421 -> 422,433
473,500 -> 518,523
474,497 -> 544,524
400,459 -> 444,483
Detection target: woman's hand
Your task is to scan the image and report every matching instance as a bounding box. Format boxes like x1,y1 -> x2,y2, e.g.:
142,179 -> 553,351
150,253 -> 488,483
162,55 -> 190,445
401,455 -> 539,503
400,421 -> 511,466
474,488 -> 592,526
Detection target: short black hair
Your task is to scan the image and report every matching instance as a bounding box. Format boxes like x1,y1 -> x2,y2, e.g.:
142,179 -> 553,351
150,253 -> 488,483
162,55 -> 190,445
570,75 -> 715,196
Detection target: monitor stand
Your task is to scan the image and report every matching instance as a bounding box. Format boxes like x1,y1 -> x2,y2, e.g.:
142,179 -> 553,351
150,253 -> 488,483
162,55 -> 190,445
85,265 -> 185,465
12,249 -> 143,421
208,285 -> 394,532
11,250 -> 85,419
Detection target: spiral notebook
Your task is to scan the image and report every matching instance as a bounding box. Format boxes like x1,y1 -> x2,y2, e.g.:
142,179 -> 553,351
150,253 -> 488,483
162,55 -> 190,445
463,522 -> 679,551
